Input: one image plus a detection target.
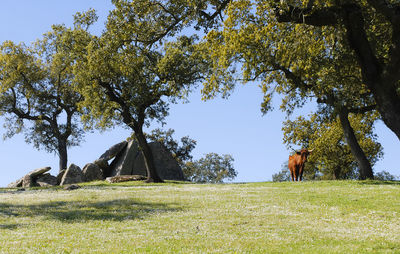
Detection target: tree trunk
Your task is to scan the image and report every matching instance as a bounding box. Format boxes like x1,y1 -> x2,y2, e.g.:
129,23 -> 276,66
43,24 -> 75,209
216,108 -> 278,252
371,83 -> 400,141
338,107 -> 374,180
58,140 -> 68,172
133,126 -> 164,183
341,4 -> 400,141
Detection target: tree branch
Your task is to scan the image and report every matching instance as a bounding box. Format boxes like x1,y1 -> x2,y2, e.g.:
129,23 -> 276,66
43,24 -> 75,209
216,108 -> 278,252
274,5 -> 340,26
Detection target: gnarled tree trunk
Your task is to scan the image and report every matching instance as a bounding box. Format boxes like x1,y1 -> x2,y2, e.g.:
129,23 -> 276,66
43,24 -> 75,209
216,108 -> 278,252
133,125 -> 164,183
338,107 -> 374,180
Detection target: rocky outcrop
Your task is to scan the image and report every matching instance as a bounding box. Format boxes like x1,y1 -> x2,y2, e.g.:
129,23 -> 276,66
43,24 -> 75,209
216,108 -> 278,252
93,141 -> 128,175
108,141 -> 140,176
8,167 -> 55,188
134,142 -> 185,180
36,173 -> 57,187
7,178 -> 23,188
60,164 -> 84,186
22,167 -> 52,188
99,141 -> 128,161
56,169 -> 66,185
6,137 -> 185,188
94,158 -> 109,171
82,163 -> 104,182
107,141 -> 185,181
106,175 -> 146,183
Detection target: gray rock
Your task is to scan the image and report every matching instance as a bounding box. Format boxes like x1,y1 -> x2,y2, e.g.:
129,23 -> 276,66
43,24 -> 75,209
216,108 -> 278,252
106,175 -> 146,183
36,173 -> 57,187
56,169 -> 66,185
108,141 -> 140,177
82,163 -> 104,182
7,178 -> 23,188
134,142 -> 185,181
108,141 -> 185,181
94,158 -> 109,171
22,167 -> 51,188
99,141 -> 128,161
60,164 -> 84,186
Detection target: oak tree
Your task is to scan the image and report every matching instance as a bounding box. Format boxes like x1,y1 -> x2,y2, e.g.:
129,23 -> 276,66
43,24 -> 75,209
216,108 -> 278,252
0,16 -> 93,171
73,4 -> 206,182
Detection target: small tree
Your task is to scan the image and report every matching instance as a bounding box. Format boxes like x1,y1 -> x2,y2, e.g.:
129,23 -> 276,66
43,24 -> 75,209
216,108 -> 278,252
182,153 -> 237,183
0,17 -> 92,171
375,171 -> 398,181
272,162 -> 291,182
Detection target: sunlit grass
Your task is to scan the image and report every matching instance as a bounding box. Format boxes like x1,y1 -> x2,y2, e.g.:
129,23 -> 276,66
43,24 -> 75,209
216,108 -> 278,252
1,180 -> 399,253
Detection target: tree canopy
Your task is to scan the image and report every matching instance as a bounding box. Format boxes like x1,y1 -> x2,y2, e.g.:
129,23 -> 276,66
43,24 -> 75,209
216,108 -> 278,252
202,0 -> 400,140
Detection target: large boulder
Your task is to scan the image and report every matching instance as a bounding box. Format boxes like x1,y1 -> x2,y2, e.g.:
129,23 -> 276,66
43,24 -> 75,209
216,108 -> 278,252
60,164 -> 84,186
93,158 -> 109,171
108,141 -> 185,181
36,173 -> 57,187
99,141 -> 128,161
22,167 -> 51,188
108,141 -> 140,176
82,163 -> 104,182
7,178 -> 23,188
56,169 -> 66,185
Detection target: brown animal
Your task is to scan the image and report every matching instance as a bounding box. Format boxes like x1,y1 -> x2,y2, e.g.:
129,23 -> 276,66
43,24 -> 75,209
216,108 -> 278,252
288,149 -> 313,181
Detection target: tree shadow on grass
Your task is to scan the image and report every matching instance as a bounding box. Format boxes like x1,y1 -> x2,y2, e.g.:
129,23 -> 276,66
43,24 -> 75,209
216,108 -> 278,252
0,198 -> 182,223
0,224 -> 21,230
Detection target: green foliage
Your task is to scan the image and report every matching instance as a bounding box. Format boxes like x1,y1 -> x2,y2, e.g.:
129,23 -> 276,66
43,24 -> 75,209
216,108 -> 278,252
73,7 -> 207,131
272,162 -> 291,182
146,128 -> 197,163
203,1 -> 375,115
282,112 -> 383,180
375,171 -> 398,181
182,153 -> 237,183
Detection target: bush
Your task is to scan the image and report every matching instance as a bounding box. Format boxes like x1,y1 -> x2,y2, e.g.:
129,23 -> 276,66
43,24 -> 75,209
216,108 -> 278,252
182,153 -> 237,183
374,170 -> 398,181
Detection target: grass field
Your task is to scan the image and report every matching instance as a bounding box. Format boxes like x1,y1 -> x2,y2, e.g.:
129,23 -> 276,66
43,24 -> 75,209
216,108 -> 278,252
0,180 -> 399,253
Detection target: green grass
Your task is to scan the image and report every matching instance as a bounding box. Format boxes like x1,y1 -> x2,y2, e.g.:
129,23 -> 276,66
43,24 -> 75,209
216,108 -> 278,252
0,180 -> 399,253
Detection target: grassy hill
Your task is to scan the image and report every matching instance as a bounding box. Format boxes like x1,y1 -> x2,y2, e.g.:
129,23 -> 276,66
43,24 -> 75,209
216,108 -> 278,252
0,181 -> 399,253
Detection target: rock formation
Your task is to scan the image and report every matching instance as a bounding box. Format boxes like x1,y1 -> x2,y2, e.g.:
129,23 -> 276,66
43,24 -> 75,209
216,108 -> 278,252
107,141 -> 185,181
36,173 -> 57,187
82,163 -> 104,182
60,164 -> 84,186
7,138 -> 185,188
7,167 -> 52,188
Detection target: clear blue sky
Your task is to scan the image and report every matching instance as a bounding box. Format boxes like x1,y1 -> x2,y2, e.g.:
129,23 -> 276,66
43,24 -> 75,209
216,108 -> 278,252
0,1 -> 398,187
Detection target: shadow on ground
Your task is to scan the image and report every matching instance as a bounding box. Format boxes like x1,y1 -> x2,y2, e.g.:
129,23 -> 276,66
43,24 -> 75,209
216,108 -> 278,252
0,198 -> 182,222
